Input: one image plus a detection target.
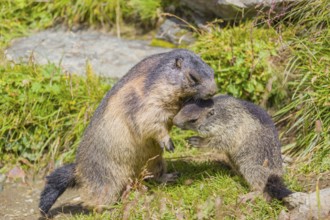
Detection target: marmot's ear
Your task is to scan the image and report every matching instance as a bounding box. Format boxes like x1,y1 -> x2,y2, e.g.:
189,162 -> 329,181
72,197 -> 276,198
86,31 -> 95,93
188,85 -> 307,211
175,57 -> 183,69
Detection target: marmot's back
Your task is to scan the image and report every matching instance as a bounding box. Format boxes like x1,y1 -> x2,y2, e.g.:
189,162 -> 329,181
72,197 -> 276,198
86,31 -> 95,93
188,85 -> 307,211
212,95 -> 283,170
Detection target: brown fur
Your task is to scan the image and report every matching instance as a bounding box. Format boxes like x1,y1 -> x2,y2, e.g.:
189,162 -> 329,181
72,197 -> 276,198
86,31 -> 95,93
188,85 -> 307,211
39,49 -> 217,214
173,95 -> 292,200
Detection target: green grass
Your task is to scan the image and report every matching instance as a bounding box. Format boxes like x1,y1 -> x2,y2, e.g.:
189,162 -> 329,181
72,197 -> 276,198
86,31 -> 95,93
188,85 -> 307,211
64,128 -> 290,219
0,60 -> 295,219
0,61 -> 112,168
0,60 -> 295,218
274,0 -> 330,172
0,0 -> 329,218
190,22 -> 289,108
0,0 -> 52,47
189,0 -> 330,172
0,0 -> 165,47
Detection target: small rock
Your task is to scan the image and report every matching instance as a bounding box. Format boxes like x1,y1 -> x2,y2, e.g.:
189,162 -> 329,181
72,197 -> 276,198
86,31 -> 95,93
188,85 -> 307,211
282,188 -> 330,219
156,18 -> 195,45
283,192 -> 308,210
282,155 -> 293,164
180,0 -> 296,21
25,199 -> 33,203
184,179 -> 193,185
278,210 -> 290,220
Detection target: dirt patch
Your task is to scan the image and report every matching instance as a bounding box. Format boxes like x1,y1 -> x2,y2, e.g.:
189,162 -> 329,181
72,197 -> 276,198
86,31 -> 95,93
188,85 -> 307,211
0,178 -> 82,220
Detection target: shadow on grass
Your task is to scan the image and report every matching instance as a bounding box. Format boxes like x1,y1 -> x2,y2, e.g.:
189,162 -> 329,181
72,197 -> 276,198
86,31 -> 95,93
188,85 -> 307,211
149,156 -> 250,189
38,203 -> 90,220
39,157 -> 249,219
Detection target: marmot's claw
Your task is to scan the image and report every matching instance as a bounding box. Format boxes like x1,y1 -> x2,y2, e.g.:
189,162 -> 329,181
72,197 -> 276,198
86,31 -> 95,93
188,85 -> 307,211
187,136 -> 202,147
160,138 -> 175,152
166,138 -> 175,152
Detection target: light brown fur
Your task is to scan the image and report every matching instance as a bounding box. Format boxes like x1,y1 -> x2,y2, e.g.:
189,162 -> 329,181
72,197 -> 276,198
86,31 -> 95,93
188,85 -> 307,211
39,49 -> 217,214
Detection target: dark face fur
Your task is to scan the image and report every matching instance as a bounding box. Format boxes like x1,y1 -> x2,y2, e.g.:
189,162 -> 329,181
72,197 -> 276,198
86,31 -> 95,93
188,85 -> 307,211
173,99 -> 216,135
151,49 -> 217,101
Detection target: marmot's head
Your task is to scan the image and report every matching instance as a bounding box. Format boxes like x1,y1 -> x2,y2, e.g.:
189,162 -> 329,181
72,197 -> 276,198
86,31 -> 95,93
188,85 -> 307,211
174,95 -> 236,135
173,98 -> 216,136
147,49 -> 217,101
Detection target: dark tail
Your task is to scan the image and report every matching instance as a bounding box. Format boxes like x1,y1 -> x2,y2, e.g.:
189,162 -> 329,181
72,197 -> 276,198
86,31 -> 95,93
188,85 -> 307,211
264,174 -> 293,200
39,163 -> 77,216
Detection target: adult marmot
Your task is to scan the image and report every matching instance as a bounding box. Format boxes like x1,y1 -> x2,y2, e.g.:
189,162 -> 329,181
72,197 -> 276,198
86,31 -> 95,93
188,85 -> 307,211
39,49 -> 217,215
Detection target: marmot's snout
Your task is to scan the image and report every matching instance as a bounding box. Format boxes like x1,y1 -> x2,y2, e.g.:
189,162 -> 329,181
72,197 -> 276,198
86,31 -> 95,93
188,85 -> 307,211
173,114 -> 198,130
173,115 -> 184,129
200,80 -> 217,100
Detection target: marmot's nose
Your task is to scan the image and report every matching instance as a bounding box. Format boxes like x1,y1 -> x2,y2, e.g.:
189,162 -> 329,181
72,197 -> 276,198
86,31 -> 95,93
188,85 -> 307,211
205,83 -> 217,99
173,117 -> 187,129
209,82 -> 218,97
173,116 -> 180,127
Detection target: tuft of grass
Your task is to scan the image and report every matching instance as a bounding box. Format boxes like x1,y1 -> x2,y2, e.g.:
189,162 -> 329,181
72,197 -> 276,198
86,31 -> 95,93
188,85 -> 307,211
274,0 -> 330,172
191,22 -> 289,107
127,0 -> 161,26
0,0 -> 164,48
0,60 -> 111,169
150,38 -> 176,48
0,0 -> 53,47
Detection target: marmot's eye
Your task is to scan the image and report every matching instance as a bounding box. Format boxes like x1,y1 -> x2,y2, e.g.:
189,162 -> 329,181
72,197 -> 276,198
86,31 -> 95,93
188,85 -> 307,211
189,73 -> 199,84
188,119 -> 198,124
207,109 -> 215,117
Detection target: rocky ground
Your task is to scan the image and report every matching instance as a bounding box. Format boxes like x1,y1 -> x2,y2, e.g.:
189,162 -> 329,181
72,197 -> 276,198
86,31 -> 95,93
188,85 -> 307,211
5,28 -> 170,78
0,174 -> 82,220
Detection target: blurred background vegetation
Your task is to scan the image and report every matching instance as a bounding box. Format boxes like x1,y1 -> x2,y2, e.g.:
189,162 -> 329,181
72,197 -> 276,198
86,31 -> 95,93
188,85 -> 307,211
0,0 -> 329,186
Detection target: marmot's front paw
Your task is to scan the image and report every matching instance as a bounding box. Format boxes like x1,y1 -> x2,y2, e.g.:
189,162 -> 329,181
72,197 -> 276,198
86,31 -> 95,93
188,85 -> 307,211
160,138 -> 175,152
186,136 -> 203,147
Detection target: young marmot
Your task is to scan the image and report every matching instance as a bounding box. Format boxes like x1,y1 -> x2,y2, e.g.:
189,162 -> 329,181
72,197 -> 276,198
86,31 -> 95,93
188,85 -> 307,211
173,94 -> 292,200
39,49 -> 217,215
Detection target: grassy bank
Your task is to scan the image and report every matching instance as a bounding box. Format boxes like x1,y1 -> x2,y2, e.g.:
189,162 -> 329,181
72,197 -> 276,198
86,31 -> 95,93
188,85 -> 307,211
274,0 -> 330,172
0,0 -> 329,218
0,60 -> 295,219
0,0 -> 328,184
191,22 -> 289,108
190,0 -> 329,172
0,0 -> 168,47
0,61 -> 111,169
